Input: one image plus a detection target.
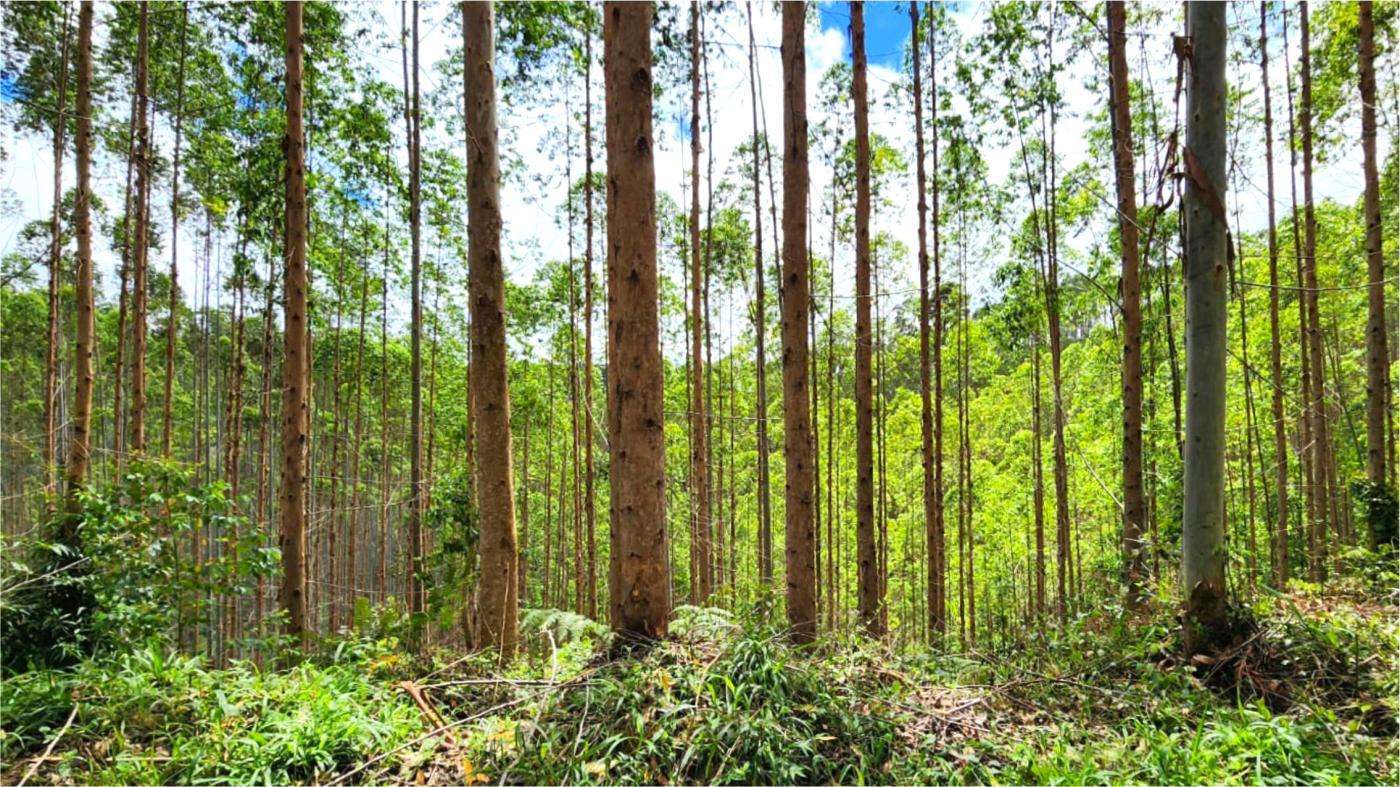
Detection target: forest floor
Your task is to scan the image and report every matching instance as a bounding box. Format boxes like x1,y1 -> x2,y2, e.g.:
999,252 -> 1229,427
3,575 -> 1397,785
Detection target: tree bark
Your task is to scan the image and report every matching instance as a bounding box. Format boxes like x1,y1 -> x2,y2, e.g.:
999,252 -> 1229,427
851,1 -> 881,638
1108,0 -> 1146,609
1181,0 -> 1230,655
463,0 -> 519,658
162,3 -> 189,458
687,0 -> 710,606
1259,0 -> 1290,584
64,0 -> 95,521
780,0 -> 815,643
130,0 -> 152,455
44,2 -> 71,494
279,0 -> 310,644
583,21 -> 598,620
744,2 -> 773,589
1359,0 -> 1391,547
1300,2 -> 1332,580
604,0 -> 668,640
404,0 -> 426,622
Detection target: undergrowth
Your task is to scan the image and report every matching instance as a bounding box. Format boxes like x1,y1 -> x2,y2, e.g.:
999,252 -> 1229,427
1,587 -> 1394,785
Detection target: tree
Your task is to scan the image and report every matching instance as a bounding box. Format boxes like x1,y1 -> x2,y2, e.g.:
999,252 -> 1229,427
464,0 -> 519,657
1107,0 -> 1145,608
604,0 -> 668,641
1182,0 -> 1229,655
688,0 -> 710,605
43,2 -> 71,494
851,1 -> 881,638
746,2 -> 773,588
1259,0 -> 1289,583
404,0 -> 425,622
162,3 -> 189,459
781,0 -> 815,643
280,0 -> 310,644
64,0 -> 95,520
130,0 -> 152,455
1358,0 -> 1391,546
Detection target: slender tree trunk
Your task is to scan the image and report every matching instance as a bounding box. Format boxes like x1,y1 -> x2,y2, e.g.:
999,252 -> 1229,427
583,22 -> 598,619
1300,2 -> 1332,580
851,2 -> 881,638
254,253 -> 275,650
1181,0 -> 1230,655
604,0 -> 668,640
780,0 -> 815,643
65,0 -> 94,521
928,3 -> 946,635
543,358 -> 556,608
1359,1 -> 1391,546
464,0 -> 519,656
129,0 -> 152,455
1260,0 -> 1290,584
744,2 -> 772,589
325,260 -> 344,634
520,418 -> 530,606
162,3 -> 189,458
44,3 -> 72,494
565,107 -> 584,615
1108,1 -> 1146,609
912,1 -> 936,641
279,0 -> 310,644
403,0 -> 426,622
378,225 -> 391,605
113,93 -> 138,473
345,268 -> 368,625
1032,330 -> 1046,621
687,1 -> 710,606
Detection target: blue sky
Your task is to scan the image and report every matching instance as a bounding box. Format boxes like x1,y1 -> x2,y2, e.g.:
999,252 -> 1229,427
817,1 -> 916,70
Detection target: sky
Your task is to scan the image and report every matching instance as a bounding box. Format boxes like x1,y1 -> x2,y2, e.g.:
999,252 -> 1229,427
1,1 -> 1389,351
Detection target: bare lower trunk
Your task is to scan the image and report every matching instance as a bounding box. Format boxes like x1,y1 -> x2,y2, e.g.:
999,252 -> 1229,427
1181,0 -> 1230,655
604,1 -> 668,639
65,1 -> 95,520
1260,0 -> 1290,584
464,0 -> 519,657
1359,1 -> 1391,546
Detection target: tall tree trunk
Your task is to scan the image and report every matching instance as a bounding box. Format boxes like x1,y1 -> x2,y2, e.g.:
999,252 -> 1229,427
519,417 -> 530,605
744,2 -> 773,588
604,0 -> 668,640
1181,0 -> 1230,655
44,2 -> 71,494
1359,0 -> 1391,547
346,268 -> 368,625
583,22 -> 598,619
378,224 -> 391,604
1300,2 -> 1331,580
464,0 -> 519,657
325,260 -> 344,634
1031,330 -> 1046,620
129,0 -> 152,455
928,3 -> 946,635
543,358 -> 556,608
1260,0 -> 1290,584
687,0 -> 710,606
112,93 -> 138,472
279,0 -> 310,644
851,1 -> 881,638
162,3 -> 189,458
254,253 -> 275,649
1108,0 -> 1146,609
404,0 -> 426,622
65,0 -> 95,521
780,0 -> 815,643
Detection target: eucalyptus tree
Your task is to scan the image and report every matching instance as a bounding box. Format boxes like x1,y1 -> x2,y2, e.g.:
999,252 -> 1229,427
1259,0 -> 1289,583
65,0 -> 96,520
1181,0 -> 1230,655
463,0 -> 519,657
129,0 -> 151,455
1107,0 -> 1146,608
604,0 -> 668,640
781,0 -> 815,644
1358,1 -> 1392,545
280,0 -> 310,644
851,0 -> 881,638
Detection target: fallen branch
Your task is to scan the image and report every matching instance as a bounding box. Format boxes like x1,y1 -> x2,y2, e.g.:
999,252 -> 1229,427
17,704 -> 78,787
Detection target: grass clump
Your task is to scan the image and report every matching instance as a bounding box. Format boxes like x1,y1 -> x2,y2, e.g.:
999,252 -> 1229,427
1,643 -> 429,785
